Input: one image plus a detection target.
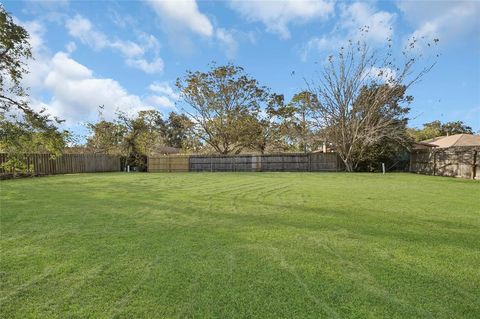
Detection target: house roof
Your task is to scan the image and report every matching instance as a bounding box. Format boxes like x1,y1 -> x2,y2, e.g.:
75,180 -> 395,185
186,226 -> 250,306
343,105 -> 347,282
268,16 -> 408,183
151,146 -> 181,154
420,134 -> 480,148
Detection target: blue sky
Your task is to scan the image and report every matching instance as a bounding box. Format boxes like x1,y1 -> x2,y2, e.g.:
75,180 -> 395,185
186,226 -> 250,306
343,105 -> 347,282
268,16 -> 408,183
4,0 -> 480,137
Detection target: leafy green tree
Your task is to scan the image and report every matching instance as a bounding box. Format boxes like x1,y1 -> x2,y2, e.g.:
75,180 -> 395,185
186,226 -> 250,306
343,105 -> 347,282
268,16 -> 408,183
0,4 -> 31,103
249,93 -> 291,154
286,91 -> 317,153
163,111 -> 198,150
86,120 -> 126,155
441,121 -> 473,135
407,122 -> 441,141
354,140 -> 411,172
87,109 -> 174,170
112,110 -> 166,169
0,114 -> 68,174
408,120 -> 473,141
176,64 -> 271,154
348,83 -> 412,168
0,5 -> 68,175
132,110 -> 166,155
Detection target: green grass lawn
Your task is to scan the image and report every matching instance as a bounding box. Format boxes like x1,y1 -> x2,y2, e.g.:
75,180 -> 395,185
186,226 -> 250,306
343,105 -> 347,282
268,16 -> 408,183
1,173 -> 479,318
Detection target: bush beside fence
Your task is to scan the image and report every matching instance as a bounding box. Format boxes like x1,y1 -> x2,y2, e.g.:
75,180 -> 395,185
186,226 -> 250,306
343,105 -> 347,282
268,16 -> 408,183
410,146 -> 479,179
0,153 -> 121,177
148,152 -> 342,172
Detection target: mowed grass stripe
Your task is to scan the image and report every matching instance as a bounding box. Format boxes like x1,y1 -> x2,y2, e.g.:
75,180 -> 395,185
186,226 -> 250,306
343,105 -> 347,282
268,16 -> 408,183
0,173 -> 479,318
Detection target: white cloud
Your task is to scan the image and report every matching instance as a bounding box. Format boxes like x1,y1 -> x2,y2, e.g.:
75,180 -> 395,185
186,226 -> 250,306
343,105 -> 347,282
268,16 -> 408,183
39,52 -> 177,124
300,36 -> 336,61
147,0 -> 213,37
108,9 -> 137,29
14,18 -> 176,131
216,28 -> 238,58
65,14 -> 163,73
147,0 -> 243,58
65,41 -> 77,53
66,15 -> 108,50
149,82 -> 180,100
340,2 -> 394,43
110,40 -> 144,58
230,0 -> 334,39
43,52 -> 150,123
138,32 -> 161,52
66,14 -> 144,57
145,95 -> 176,109
126,58 -> 164,74
301,2 -> 395,61
397,1 -> 480,43
21,20 -> 45,50
20,20 -> 52,91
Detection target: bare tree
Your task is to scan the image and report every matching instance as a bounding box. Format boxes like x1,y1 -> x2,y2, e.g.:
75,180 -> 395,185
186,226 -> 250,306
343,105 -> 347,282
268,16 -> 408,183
307,37 -> 437,171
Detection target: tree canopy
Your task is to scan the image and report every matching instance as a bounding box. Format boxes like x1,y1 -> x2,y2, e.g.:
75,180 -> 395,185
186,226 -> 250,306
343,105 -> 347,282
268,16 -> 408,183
176,64 -> 276,154
306,36 -> 438,171
0,5 -> 68,174
408,120 -> 474,141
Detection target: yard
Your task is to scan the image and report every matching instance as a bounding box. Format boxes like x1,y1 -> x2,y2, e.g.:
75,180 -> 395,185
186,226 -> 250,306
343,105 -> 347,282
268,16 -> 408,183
0,173 -> 479,318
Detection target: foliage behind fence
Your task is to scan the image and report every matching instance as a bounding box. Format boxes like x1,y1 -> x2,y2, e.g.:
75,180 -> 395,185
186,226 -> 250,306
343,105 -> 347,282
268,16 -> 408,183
0,153 -> 121,177
410,146 -> 479,179
148,152 -> 342,172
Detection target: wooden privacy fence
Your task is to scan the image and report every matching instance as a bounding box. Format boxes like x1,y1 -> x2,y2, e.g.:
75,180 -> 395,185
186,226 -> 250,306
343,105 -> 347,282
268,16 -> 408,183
410,146 -> 479,179
148,152 -> 342,172
0,153 -> 121,176
148,155 -> 189,172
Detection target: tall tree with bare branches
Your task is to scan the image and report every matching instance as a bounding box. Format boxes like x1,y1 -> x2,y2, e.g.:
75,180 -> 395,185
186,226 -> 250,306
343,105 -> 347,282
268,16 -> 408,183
307,36 -> 438,171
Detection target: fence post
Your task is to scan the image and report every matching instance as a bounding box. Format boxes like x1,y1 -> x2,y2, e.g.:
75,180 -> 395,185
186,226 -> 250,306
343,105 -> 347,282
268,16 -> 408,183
472,150 -> 478,180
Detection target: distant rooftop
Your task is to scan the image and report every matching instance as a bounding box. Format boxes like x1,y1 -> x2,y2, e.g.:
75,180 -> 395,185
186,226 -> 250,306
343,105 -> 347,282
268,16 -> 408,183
151,146 -> 181,155
419,134 -> 480,148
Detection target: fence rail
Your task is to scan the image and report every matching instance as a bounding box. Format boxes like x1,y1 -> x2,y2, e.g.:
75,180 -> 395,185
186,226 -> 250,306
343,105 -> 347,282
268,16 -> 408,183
410,146 -> 479,179
148,152 -> 342,172
0,153 -> 121,177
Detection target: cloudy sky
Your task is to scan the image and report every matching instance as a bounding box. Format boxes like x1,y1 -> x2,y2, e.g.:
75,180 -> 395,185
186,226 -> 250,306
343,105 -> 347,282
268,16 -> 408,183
5,0 -> 480,136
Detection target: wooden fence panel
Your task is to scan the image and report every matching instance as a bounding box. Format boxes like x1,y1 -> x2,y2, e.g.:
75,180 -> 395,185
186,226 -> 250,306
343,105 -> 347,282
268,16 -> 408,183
410,146 -> 479,179
150,153 -> 342,172
0,153 -> 121,177
310,153 -> 340,171
148,155 -> 189,172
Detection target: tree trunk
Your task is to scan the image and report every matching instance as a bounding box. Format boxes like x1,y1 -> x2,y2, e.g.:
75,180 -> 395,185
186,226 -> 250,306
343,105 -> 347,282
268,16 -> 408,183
342,158 -> 353,172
